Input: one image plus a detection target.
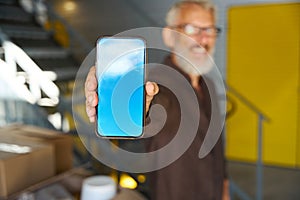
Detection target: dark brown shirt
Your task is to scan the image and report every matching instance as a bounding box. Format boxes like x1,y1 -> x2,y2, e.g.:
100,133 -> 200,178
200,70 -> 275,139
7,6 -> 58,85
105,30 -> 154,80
146,56 -> 226,200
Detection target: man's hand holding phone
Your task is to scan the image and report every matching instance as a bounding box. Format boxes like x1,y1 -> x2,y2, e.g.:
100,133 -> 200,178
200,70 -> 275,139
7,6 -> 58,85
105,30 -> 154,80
85,66 -> 158,123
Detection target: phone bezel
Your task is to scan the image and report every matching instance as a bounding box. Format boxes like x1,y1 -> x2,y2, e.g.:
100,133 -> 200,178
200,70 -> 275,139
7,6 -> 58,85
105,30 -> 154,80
95,36 -> 147,139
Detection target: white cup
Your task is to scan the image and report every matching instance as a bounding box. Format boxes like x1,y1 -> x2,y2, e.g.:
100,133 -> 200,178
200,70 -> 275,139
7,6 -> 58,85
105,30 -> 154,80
81,175 -> 117,200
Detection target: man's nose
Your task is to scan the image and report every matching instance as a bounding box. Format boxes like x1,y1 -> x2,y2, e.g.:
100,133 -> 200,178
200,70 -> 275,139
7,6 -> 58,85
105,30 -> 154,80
194,33 -> 209,45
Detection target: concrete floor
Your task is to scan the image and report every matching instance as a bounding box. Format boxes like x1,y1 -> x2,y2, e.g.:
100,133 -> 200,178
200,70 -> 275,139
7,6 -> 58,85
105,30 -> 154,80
228,161 -> 300,200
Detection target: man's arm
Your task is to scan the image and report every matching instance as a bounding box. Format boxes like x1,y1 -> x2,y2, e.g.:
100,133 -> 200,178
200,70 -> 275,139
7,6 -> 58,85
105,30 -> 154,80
223,179 -> 230,200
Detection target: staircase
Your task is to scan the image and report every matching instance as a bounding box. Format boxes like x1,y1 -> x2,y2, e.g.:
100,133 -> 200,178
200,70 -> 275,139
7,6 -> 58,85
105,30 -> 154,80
0,0 -> 81,82
0,0 -> 91,129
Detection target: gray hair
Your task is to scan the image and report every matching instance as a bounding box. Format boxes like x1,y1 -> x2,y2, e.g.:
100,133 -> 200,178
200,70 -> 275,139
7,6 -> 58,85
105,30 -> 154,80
165,0 -> 216,26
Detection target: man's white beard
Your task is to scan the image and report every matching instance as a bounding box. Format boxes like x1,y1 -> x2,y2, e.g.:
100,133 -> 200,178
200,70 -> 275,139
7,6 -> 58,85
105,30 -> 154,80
174,48 -> 215,76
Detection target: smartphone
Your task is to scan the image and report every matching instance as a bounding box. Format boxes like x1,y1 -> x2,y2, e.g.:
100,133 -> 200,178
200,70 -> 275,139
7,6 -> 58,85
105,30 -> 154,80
96,36 -> 146,138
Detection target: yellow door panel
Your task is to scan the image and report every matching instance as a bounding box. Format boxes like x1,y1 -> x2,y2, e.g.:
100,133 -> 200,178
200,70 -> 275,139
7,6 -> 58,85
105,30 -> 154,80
226,3 -> 300,167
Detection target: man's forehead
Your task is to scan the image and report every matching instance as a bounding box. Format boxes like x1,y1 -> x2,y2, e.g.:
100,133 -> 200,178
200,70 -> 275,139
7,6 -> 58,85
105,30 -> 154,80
176,4 -> 215,25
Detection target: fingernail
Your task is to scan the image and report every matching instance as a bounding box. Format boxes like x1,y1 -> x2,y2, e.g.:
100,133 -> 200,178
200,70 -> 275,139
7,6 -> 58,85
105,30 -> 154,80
148,82 -> 154,91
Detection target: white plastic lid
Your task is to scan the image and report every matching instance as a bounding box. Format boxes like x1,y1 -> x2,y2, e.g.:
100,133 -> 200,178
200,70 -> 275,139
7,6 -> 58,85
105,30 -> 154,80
81,175 -> 117,200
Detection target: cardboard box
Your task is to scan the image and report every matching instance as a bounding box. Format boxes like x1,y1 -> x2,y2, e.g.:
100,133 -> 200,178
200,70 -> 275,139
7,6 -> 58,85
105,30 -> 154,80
0,135 -> 55,197
1,124 -> 73,174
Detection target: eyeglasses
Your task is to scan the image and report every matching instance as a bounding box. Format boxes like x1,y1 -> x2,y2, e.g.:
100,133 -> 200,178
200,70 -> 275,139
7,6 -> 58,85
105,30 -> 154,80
170,24 -> 221,37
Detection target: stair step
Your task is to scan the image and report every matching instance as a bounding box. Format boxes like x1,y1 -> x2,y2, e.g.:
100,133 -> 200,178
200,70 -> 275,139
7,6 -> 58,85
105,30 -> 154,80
50,66 -> 78,81
23,47 -> 70,59
33,57 -> 79,81
0,20 -> 38,27
34,56 -> 78,67
11,38 -> 59,48
0,5 -> 32,22
1,24 -> 50,40
0,0 -> 17,5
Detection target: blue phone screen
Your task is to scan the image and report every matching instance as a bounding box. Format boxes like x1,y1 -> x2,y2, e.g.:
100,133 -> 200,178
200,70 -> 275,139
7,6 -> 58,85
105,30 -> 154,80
96,37 -> 145,138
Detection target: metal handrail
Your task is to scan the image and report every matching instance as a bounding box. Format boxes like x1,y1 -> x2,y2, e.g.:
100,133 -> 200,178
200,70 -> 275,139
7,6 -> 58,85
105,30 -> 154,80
0,27 -> 60,106
225,83 -> 271,200
226,83 -> 271,122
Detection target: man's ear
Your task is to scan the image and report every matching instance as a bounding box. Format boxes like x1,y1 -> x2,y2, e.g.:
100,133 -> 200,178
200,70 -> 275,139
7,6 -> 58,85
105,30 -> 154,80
162,27 -> 175,48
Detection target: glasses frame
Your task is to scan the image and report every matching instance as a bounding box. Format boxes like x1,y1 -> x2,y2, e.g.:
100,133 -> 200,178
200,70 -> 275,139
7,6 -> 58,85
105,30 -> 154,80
169,24 -> 221,37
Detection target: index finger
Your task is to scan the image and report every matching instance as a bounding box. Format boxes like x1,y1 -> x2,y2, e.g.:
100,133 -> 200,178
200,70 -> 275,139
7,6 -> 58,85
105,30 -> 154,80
85,66 -> 97,96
